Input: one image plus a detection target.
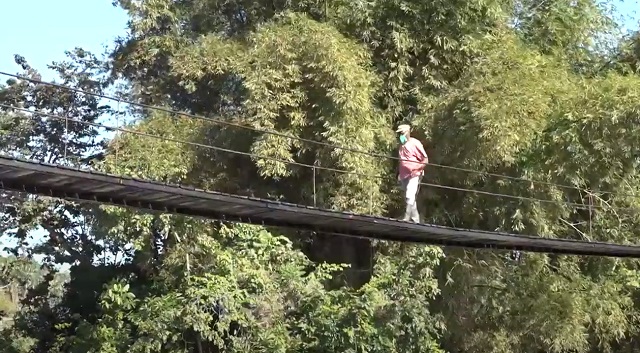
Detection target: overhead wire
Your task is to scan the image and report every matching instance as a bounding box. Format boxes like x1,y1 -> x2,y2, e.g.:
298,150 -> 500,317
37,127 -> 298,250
1,70 -> 634,200
0,103 -> 634,212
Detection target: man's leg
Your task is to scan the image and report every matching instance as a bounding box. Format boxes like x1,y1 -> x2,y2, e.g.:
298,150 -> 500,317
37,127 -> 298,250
400,177 -> 411,221
411,175 -> 423,223
404,175 -> 421,223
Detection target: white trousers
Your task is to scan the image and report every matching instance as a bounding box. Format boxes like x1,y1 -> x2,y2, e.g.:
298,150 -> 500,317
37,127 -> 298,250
400,175 -> 421,223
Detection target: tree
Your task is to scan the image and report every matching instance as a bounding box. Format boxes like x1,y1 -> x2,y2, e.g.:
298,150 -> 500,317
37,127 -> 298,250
4,0 -> 640,352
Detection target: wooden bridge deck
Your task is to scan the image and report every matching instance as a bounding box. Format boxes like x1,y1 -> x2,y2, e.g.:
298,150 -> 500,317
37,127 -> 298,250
0,156 -> 638,257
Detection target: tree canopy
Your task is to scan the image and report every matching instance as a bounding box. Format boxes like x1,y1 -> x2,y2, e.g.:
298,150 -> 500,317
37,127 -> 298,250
3,0 -> 640,352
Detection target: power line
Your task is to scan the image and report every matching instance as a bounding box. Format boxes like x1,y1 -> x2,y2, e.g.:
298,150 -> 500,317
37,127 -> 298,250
1,70 -> 628,199
0,103 -> 631,212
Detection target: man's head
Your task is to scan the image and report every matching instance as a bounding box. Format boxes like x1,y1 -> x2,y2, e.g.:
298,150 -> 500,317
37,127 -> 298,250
396,124 -> 411,144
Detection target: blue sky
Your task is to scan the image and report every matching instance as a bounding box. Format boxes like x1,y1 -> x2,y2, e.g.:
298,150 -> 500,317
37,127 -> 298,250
613,0 -> 640,31
0,1 -> 129,81
0,1 -> 128,261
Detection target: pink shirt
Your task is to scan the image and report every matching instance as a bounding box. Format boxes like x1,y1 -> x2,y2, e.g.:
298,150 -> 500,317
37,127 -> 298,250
398,137 -> 428,180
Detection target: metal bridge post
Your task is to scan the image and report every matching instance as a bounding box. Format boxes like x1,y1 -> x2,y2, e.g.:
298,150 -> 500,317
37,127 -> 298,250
115,99 -> 120,170
64,113 -> 69,162
589,193 -> 593,236
369,184 -> 373,214
313,165 -> 317,207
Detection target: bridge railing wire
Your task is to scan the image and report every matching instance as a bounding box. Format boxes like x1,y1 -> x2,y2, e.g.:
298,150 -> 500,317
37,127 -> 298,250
1,70 -> 637,201
0,103 -> 630,221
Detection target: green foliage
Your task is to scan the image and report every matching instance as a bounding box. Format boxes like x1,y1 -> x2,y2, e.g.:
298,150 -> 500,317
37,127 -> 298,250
171,12 -> 388,213
73,224 -> 443,353
0,256 -> 67,353
5,0 -> 640,353
512,0 -> 615,57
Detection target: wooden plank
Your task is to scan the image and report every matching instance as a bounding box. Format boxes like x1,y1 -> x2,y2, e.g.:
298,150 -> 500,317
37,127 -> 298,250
0,156 -> 639,257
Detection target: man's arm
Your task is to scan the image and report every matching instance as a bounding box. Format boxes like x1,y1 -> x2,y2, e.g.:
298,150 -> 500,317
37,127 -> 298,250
416,141 -> 428,168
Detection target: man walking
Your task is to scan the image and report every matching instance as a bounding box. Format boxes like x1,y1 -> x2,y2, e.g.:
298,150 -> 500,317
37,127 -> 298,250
396,124 -> 428,223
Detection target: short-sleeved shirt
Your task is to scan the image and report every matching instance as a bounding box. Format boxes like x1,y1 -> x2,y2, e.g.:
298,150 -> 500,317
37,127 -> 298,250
398,137 -> 428,180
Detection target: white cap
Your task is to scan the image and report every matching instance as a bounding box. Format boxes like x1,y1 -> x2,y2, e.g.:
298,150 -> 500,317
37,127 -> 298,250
396,124 -> 411,133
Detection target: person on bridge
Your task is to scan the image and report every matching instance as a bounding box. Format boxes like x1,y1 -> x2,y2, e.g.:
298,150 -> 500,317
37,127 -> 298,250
396,124 -> 428,223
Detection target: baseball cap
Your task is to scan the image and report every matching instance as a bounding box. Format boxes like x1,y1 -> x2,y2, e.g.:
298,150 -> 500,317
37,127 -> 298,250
396,124 -> 411,133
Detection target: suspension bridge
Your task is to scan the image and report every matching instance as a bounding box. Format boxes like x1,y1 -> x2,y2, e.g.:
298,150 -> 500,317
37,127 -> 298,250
1,156 -> 640,257
2,71 -> 640,258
